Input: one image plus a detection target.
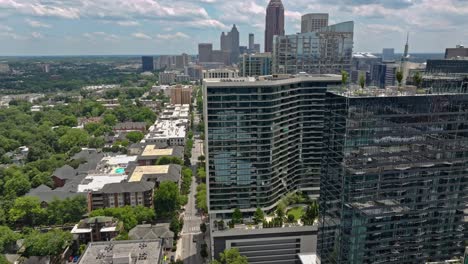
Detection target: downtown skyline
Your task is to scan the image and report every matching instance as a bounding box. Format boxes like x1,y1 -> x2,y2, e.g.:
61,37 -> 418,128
0,0 -> 467,55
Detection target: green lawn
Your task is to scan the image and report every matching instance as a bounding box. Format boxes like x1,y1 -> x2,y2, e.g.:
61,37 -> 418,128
287,207 -> 304,221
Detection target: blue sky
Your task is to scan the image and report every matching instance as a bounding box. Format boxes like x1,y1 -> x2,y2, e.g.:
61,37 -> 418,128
0,0 -> 467,55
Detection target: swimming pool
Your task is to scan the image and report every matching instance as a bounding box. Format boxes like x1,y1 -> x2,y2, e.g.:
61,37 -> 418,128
115,168 -> 125,174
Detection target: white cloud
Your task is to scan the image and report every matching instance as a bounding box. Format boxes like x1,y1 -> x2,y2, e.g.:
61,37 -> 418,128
132,32 -> 152,39
156,32 -> 190,40
26,18 -> 51,28
83,31 -> 119,41
31,31 -> 44,38
116,20 -> 140,27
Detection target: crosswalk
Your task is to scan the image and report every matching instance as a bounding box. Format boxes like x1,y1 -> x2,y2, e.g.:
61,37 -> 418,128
184,215 -> 199,221
182,226 -> 201,234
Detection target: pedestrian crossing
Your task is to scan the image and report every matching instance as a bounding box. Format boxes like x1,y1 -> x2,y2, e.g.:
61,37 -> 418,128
182,226 -> 201,234
184,215 -> 199,221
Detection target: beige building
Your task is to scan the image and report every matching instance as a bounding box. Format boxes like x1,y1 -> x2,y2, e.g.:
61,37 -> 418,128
170,85 -> 192,104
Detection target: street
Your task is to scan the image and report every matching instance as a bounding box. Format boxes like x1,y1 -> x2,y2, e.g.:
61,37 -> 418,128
176,91 -> 205,264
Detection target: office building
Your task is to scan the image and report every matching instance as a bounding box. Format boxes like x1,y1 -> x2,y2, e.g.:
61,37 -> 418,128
445,45 -> 468,59
199,43 -> 213,63
203,74 -> 342,218
249,33 -> 255,50
254,44 -> 261,53
212,50 -> 231,65
155,55 -> 171,70
239,46 -> 248,55
159,71 -> 178,85
175,53 -> 189,69
382,48 -> 395,62
264,0 -> 284,52
301,13 -> 329,33
141,56 -> 154,72
88,181 -> 155,211
203,68 -> 239,79
370,62 -> 398,88
78,240 -> 163,264
273,21 -> 354,75
426,59 -> 468,74
170,85 -> 192,104
239,52 -> 272,77
318,86 -> 468,263
221,25 -> 240,64
185,64 -> 204,81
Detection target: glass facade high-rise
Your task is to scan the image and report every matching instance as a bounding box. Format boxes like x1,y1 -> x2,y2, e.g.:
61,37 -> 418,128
318,89 -> 468,263
301,13 -> 329,33
204,75 -> 342,216
141,56 -> 154,72
272,21 -> 354,75
239,53 -> 272,77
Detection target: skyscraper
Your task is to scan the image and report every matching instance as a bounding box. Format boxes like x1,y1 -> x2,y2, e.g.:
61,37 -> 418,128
220,25 -> 240,64
318,87 -> 468,263
273,21 -> 354,74
382,48 -> 395,62
230,25 -> 240,64
204,74 -> 342,218
249,33 -> 254,50
264,0 -> 284,53
301,13 -> 329,33
141,56 -> 154,72
198,43 -> 213,63
239,52 -> 272,77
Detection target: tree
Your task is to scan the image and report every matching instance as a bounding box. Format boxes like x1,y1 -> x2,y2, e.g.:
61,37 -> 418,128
126,131 -> 145,143
90,206 -> 154,230
4,173 -> 31,197
253,208 -> 265,224
0,226 -> 20,253
341,70 -> 349,87
302,200 -> 319,225
201,243 -> 208,258
197,167 -> 206,182
170,215 -> 183,239
46,196 -> 87,225
156,156 -> 183,166
196,184 -> 208,213
287,214 -> 295,223
58,129 -> 89,151
103,113 -> 118,126
396,69 -> 404,87
232,208 -> 243,224
23,229 -> 73,257
88,136 -> 105,148
60,116 -> 78,127
200,222 -> 207,233
198,155 -> 205,163
359,73 -> 366,89
154,182 -> 181,218
213,248 -> 248,264
8,196 -> 46,226
413,71 -> 423,88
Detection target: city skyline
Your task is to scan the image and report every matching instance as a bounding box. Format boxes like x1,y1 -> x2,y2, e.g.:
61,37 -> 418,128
0,0 -> 467,55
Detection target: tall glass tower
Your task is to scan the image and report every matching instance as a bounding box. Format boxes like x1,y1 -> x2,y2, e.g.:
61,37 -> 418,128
318,89 -> 468,263
204,75 -> 342,218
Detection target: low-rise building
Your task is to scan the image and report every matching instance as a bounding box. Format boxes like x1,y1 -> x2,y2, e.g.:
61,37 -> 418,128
143,120 -> 187,146
159,71 -> 178,85
159,104 -> 190,120
113,122 -> 147,133
212,225 -> 317,264
77,174 -> 128,193
26,184 -> 86,207
52,165 -> 77,188
71,216 -> 122,244
77,239 -> 163,264
87,181 -> 155,211
137,145 -> 184,166
128,164 -> 181,186
129,224 -> 174,250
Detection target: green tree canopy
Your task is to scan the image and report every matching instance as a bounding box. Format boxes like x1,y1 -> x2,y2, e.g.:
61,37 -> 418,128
126,131 -> 145,143
253,208 -> 264,224
58,128 -> 89,151
90,206 -> 155,230
232,208 -> 243,224
154,182 -> 181,218
23,229 -> 73,257
0,226 -> 20,253
212,248 -> 248,264
46,196 -> 87,225
8,196 -> 46,226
